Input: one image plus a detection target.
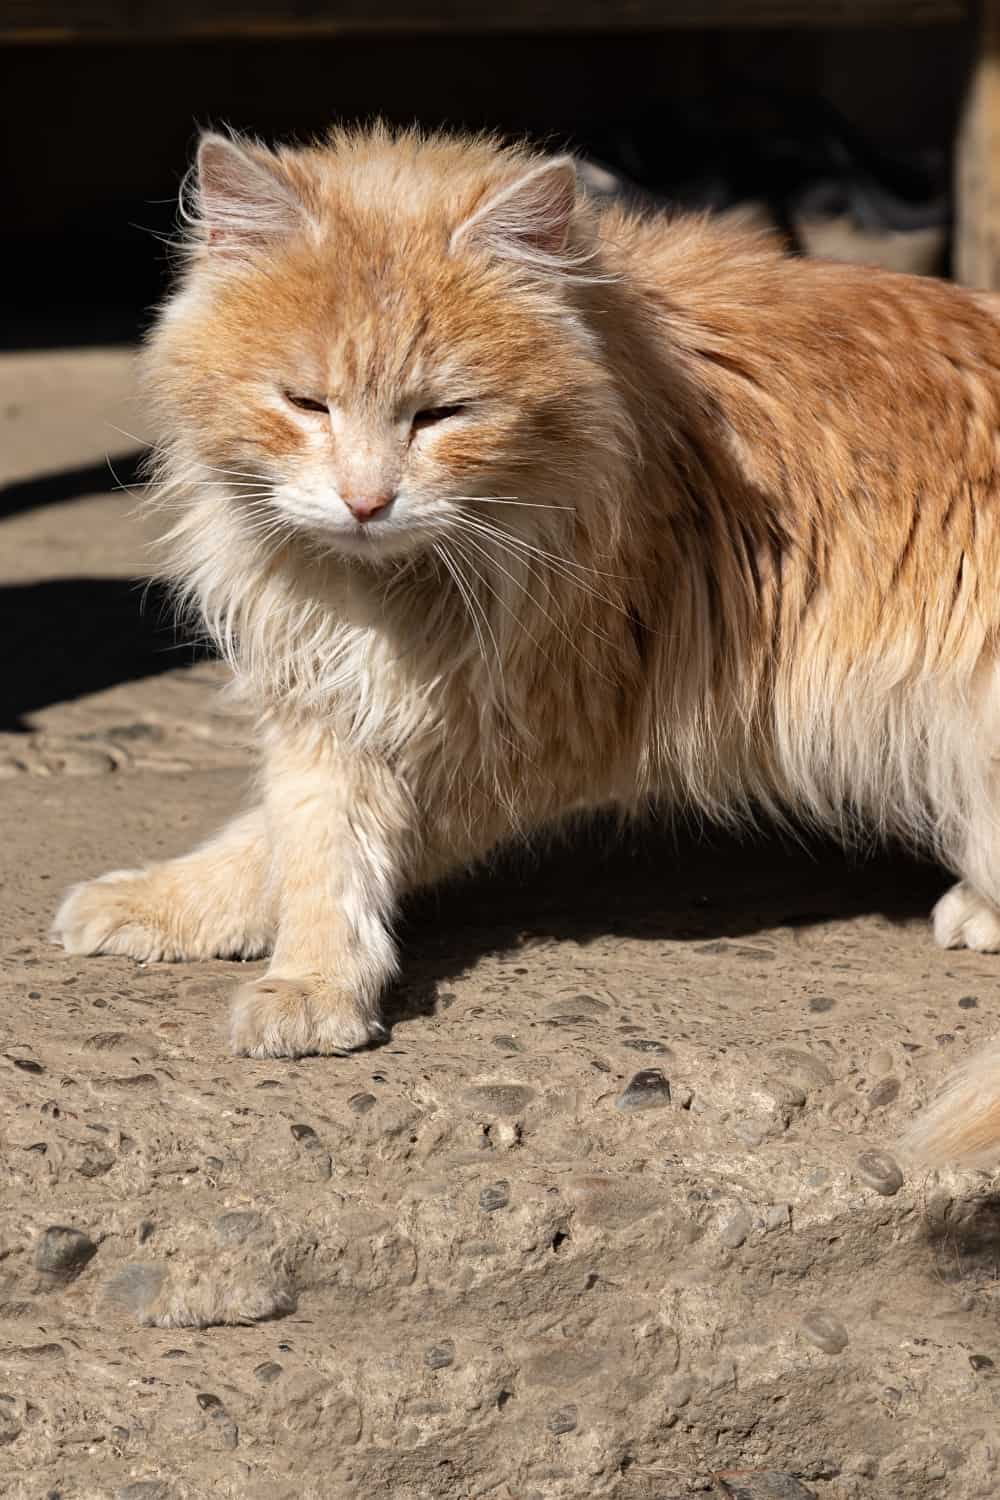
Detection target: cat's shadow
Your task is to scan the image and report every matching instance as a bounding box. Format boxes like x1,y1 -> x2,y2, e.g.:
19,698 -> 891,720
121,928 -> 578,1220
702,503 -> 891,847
382,819 -> 948,1033
0,575 -> 203,732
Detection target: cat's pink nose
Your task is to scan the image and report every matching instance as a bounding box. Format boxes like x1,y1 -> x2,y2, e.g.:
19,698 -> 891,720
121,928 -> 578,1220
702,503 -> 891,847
343,490 -> 395,522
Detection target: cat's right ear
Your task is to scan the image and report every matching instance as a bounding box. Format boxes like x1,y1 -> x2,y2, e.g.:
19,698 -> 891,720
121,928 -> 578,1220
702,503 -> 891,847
450,156 -> 580,272
186,132 -> 308,257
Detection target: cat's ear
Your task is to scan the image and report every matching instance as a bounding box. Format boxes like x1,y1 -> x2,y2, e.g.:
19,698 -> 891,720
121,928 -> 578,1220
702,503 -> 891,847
188,132 -> 308,255
451,157 -> 579,268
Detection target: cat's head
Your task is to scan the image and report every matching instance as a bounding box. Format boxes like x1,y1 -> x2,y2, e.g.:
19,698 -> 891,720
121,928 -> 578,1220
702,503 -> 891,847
146,127 -> 626,569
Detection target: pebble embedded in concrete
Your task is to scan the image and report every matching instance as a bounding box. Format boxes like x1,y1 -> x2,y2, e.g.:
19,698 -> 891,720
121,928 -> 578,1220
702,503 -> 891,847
716,1473 -> 818,1499
664,1373 -> 695,1408
614,1068 -> 671,1111
800,1310 -> 850,1355
547,1405 -> 578,1434
867,1078 -> 900,1109
213,1211 -> 266,1246
720,1211 -> 751,1248
479,1182 -> 510,1212
196,1391 -> 238,1449
462,1083 -> 536,1116
765,1203 -> 791,1234
855,1150 -> 904,1196
34,1225 -> 98,1278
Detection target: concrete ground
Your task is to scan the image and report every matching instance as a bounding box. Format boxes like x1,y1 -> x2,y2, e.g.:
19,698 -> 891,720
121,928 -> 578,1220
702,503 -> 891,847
2,346 -> 999,1500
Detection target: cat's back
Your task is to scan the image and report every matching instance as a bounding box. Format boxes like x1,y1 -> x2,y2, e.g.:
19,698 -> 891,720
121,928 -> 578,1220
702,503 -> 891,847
600,202 -> 1000,520
602,200 -> 1000,383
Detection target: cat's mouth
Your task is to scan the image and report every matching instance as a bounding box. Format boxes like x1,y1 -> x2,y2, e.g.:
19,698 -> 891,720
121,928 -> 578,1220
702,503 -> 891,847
300,514 -> 433,563
266,486 -> 451,563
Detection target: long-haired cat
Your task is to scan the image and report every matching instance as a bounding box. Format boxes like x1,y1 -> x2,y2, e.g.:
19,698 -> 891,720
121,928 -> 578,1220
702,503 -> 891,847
51,125 -> 1000,1159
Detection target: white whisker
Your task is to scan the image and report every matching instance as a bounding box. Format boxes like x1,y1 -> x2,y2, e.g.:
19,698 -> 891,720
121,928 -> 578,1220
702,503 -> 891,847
194,462 -> 273,483
449,495 -> 577,513
458,520 -> 621,655
434,541 -> 494,687
451,514 -> 631,629
105,421 -> 154,449
450,525 -> 619,686
454,509 -> 632,584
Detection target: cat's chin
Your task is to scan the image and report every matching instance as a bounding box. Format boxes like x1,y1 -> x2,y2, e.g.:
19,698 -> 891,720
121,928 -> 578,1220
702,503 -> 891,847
304,523 -> 430,565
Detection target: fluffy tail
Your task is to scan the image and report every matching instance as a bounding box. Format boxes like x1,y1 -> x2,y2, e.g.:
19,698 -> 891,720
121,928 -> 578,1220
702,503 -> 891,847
902,1042 -> 1000,1168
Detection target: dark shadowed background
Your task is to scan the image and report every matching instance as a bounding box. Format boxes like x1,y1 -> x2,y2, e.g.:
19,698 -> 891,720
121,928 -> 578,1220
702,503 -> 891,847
1,2 -> 984,354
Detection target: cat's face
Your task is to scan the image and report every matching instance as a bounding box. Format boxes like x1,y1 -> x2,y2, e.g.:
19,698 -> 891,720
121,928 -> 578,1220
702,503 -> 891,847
178,251 -> 588,564
150,131 -> 617,567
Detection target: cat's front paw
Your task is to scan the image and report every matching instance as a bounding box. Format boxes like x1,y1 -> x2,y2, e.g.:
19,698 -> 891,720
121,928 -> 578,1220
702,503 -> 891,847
53,869 -> 182,962
54,865 -> 273,963
229,975 -> 386,1058
933,881 -> 1000,952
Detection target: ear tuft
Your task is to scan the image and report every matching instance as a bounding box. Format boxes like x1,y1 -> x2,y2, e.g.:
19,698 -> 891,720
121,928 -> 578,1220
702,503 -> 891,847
188,132 -> 305,256
451,156 -> 580,269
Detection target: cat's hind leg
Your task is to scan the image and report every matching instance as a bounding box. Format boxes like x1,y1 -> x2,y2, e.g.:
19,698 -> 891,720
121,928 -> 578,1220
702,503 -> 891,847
908,703 -> 1000,1167
932,880 -> 1000,952
53,806 -> 275,962
928,674 -> 1000,953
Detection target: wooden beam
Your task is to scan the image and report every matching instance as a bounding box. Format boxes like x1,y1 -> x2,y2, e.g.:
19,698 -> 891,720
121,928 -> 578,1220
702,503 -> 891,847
0,0 -> 969,46
956,1 -> 1000,288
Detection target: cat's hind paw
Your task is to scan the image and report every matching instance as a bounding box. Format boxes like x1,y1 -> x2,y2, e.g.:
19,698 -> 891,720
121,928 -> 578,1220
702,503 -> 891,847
229,974 -> 386,1059
932,881 -> 1000,953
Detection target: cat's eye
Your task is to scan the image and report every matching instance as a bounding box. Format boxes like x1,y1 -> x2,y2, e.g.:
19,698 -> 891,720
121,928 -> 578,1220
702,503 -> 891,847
412,403 -> 465,430
284,391 -> 328,414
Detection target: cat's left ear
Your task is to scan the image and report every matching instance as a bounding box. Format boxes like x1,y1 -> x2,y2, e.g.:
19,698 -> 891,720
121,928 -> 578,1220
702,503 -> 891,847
189,132 -> 310,255
451,157 -> 579,267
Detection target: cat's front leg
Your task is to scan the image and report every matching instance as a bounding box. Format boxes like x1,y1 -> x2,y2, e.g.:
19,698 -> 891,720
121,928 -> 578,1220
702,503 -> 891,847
229,727 -> 415,1059
53,806 -> 275,962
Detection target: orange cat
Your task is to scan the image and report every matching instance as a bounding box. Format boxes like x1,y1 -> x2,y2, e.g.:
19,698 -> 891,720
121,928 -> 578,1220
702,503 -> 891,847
49,126 -> 1000,1156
